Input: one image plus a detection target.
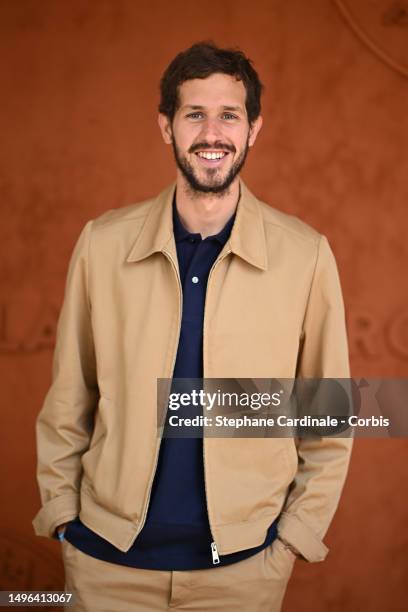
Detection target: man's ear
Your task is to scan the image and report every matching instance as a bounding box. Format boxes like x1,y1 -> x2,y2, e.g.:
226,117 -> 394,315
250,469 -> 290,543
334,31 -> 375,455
248,115 -> 263,147
158,113 -> 173,145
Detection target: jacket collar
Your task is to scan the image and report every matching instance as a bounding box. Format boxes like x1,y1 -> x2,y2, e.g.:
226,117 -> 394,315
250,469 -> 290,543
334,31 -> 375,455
126,178 -> 268,271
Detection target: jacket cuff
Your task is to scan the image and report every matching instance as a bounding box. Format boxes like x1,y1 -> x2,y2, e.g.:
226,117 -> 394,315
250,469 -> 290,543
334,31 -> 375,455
277,512 -> 329,562
32,493 -> 80,539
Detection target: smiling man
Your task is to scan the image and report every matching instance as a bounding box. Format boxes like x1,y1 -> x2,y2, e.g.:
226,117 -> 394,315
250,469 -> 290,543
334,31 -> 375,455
33,42 -> 353,611
160,65 -> 262,239
165,72 -> 258,198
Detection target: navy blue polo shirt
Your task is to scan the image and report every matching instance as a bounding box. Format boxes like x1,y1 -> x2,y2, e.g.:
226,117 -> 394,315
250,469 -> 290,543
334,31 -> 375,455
64,194 -> 278,569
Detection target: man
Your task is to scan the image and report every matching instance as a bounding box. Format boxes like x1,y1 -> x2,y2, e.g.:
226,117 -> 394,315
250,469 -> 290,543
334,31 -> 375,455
33,42 -> 353,611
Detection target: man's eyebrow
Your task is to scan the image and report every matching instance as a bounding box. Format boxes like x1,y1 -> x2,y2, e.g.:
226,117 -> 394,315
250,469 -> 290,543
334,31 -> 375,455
222,105 -> 243,112
181,104 -> 244,112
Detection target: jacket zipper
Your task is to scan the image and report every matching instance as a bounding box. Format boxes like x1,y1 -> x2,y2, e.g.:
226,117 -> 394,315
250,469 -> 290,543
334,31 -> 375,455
128,250 -> 183,547
203,247 -> 231,565
127,245 -> 230,561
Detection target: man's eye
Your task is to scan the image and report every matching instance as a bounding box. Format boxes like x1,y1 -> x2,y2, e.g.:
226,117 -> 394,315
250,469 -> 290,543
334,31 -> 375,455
187,112 -> 203,119
222,113 -> 237,120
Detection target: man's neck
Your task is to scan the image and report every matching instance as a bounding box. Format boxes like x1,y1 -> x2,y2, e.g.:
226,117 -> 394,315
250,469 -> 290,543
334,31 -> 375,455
174,174 -> 240,239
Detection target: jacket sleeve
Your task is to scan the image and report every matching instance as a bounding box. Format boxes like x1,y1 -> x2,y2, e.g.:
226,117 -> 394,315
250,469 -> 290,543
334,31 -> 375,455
32,219 -> 99,539
277,234 -> 353,562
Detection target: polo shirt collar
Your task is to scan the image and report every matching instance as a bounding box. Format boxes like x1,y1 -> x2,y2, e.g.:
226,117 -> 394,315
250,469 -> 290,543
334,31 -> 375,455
172,193 -> 236,246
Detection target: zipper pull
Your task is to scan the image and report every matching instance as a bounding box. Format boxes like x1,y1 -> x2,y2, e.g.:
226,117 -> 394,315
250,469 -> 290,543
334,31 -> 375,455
211,541 -> 220,564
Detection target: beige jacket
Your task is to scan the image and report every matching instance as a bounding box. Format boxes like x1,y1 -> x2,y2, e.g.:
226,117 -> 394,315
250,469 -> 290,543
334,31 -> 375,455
32,179 -> 353,562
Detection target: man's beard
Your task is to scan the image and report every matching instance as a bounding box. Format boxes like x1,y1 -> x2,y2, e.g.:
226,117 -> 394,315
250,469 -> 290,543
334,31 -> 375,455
171,131 -> 250,195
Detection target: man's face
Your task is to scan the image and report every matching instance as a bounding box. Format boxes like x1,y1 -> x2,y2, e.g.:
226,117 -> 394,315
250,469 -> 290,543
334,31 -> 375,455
158,73 -> 262,194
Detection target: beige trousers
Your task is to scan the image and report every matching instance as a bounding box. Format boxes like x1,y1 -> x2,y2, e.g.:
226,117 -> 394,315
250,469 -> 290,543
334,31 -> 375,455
62,537 -> 296,612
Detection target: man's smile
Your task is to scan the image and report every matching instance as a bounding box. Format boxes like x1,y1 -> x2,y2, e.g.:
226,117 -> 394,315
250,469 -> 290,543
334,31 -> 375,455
194,150 -> 231,167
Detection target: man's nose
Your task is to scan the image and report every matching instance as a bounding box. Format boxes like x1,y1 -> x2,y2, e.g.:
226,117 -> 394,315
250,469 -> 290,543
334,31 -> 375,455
198,118 -> 223,143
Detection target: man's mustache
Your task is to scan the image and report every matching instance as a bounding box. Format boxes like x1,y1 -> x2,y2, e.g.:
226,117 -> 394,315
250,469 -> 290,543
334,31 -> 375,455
189,142 -> 236,154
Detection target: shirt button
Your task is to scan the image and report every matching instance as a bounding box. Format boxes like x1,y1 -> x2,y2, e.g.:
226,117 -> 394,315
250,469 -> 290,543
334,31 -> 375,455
189,238 -> 195,243
192,276 -> 199,284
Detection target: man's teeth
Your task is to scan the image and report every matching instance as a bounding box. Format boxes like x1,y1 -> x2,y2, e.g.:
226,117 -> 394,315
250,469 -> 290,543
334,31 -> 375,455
197,151 -> 227,160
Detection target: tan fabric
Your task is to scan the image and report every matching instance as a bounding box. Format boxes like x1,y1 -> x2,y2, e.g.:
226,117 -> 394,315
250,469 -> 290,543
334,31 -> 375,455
33,179 -> 353,562
62,537 -> 296,612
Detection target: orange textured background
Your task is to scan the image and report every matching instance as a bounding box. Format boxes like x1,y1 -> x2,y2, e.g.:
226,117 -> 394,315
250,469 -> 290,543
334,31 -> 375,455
0,1 -> 407,610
